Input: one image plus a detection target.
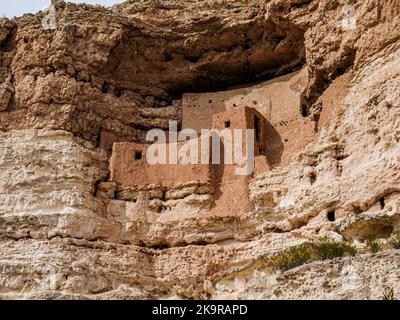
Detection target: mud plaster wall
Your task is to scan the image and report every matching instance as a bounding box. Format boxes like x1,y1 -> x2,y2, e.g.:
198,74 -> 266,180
210,107 -> 270,215
182,68 -> 308,130
182,68 -> 314,165
108,106 -> 271,218
212,105 -> 268,156
109,140 -> 212,188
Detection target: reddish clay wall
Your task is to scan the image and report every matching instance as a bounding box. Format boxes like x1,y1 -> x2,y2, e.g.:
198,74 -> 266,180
182,68 -> 308,132
207,106 -> 270,215
181,68 -> 313,166
109,140 -> 212,189
210,168 -> 254,216
212,106 -> 268,156
107,67 -> 326,217
182,93 -> 226,134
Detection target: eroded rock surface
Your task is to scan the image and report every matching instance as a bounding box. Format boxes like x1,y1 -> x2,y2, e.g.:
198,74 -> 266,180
0,0 -> 399,299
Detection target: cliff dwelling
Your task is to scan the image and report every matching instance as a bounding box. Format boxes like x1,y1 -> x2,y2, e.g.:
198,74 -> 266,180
105,67 -> 317,224
1,0 -> 400,301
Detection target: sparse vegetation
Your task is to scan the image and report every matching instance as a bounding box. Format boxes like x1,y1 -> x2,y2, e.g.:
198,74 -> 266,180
389,232 -> 400,249
269,243 -> 313,271
268,239 -> 357,271
381,287 -> 397,300
366,239 -> 381,253
314,238 -> 357,260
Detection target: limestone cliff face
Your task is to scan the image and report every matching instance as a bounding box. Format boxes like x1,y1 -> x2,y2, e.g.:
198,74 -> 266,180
0,0 -> 399,299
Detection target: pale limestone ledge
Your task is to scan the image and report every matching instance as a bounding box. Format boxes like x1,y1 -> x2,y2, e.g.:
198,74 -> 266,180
0,129 -> 107,217
0,236 -> 399,299
0,129 -> 120,241
210,250 -> 400,300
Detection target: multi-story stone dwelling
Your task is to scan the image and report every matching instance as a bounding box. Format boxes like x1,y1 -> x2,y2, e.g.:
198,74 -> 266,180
106,67 -> 315,218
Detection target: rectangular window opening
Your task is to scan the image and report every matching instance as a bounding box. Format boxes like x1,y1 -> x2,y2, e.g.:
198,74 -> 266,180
254,115 -> 261,142
135,151 -> 142,160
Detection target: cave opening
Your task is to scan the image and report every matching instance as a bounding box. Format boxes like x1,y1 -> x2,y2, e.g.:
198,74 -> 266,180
166,60 -> 306,103
327,210 -> 336,222
379,197 -> 385,209
301,104 -> 308,117
102,21 -> 307,105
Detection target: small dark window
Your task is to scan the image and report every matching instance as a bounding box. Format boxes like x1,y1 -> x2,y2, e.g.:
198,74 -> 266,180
254,115 -> 261,142
327,210 -> 335,222
164,52 -> 173,61
310,172 -> 316,185
162,191 -> 167,201
224,121 -> 231,128
233,103 -> 237,107
101,82 -> 109,94
135,151 -> 142,160
379,197 -> 385,209
209,100 -> 212,104
301,104 -> 308,117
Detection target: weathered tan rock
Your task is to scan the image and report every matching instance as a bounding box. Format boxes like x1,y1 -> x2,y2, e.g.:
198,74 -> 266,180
0,81 -> 14,111
0,0 -> 400,300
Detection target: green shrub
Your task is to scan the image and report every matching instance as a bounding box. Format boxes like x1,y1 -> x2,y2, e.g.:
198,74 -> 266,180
381,287 -> 397,300
366,239 -> 380,253
314,239 -> 357,259
390,232 -> 400,249
269,243 -> 313,271
268,239 -> 357,271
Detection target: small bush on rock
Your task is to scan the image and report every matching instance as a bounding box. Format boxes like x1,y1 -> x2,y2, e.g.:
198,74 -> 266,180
314,238 -> 357,259
390,232 -> 400,249
381,287 -> 397,300
366,239 -> 381,253
268,239 -> 357,271
269,243 -> 313,271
